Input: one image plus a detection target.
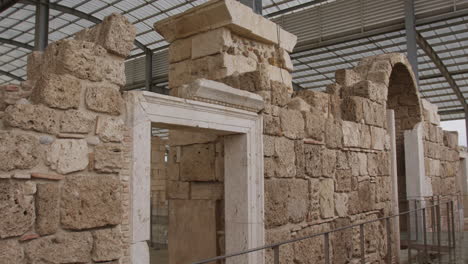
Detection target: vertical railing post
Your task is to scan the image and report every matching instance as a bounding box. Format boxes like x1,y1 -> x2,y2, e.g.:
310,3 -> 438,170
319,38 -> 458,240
431,197 -> 436,244
436,201 -> 442,264
273,245 -> 280,264
407,211 -> 412,264
422,207 -> 428,262
324,233 -> 330,264
386,218 -> 392,264
414,200 -> 419,242
447,201 -> 452,249
360,224 -> 365,264
450,200 -> 456,249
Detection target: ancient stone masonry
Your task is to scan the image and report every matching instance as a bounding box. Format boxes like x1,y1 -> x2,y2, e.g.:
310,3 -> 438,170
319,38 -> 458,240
154,1 -> 462,263
0,13 -> 135,264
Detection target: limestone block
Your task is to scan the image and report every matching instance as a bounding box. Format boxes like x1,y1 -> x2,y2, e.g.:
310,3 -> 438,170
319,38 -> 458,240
335,69 -> 361,87
192,27 -> 233,59
421,99 -> 440,126
94,143 -> 123,173
280,108 -> 304,139
31,74 -> 81,109
443,131 -> 458,149
263,135 -> 275,156
341,96 -> 364,123
154,0 -> 297,52
85,85 -> 123,115
0,132 -> 40,171
342,121 -> 360,148
335,169 -> 352,192
0,84 -> 32,111
319,179 -> 335,218
167,181 -> 189,199
346,80 -> 387,103
36,183 -> 60,235
265,64 -> 293,92
278,48 -> 294,72
295,90 -> 329,117
335,192 -> 349,217
96,116 -> 125,142
363,99 -> 386,127
24,231 -> 93,263
370,126 -> 386,150
293,224 -> 329,264
180,143 -> 215,181
375,177 -> 391,203
169,37 -> 192,63
47,139 -> 88,174
168,200 -> 217,264
0,181 -> 35,238
287,97 -> 310,112
4,104 -> 61,134
78,13 -> 136,57
304,111 -> 325,141
265,179 -> 308,227
61,175 -> 121,230
325,118 -> 343,149
101,55 -> 127,87
367,152 -> 389,176
304,144 -> 322,177
265,227 -> 294,264
46,39 -> 106,82
271,80 -> 291,106
191,182 -> 224,200
92,227 -> 122,262
60,110 -> 94,134
0,240 -> 24,264
26,51 -> 43,83
321,148 -> 336,177
274,137 -> 296,177
358,180 -> 374,212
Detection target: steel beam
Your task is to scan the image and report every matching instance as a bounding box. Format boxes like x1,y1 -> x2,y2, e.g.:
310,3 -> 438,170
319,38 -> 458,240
0,69 -> 24,81
405,0 -> 419,82
34,0 -> 48,51
0,0 -> 19,13
145,50 -> 153,91
19,0 -> 150,53
0,37 -> 33,50
240,0 -> 262,15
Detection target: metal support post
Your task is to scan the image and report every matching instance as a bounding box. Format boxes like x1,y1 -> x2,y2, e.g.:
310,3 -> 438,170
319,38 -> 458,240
407,212 -> 412,264
447,202 -> 452,249
404,0 -> 419,83
450,200 -> 456,248
273,245 -> 279,264
436,202 -> 442,264
324,233 -> 330,264
145,50 -> 153,91
360,224 -> 365,264
34,0 -> 49,51
386,218 -> 392,264
423,207 -> 428,262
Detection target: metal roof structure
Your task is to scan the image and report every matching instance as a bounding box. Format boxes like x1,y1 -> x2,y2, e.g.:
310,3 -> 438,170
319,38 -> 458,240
1,0 -> 468,122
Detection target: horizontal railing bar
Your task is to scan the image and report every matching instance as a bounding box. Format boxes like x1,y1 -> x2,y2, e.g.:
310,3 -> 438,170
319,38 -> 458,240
192,196 -> 460,264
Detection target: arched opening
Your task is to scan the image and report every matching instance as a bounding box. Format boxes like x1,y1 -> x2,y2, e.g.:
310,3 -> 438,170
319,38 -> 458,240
386,63 -> 423,232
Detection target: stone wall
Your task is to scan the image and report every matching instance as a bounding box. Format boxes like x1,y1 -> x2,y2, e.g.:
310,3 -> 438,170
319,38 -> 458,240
154,1 -> 461,263
164,129 -> 225,264
0,13 -> 135,264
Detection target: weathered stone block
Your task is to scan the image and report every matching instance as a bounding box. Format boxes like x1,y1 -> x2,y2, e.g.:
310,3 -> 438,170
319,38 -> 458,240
363,99 -> 386,127
0,181 -> 35,238
335,192 -> 349,217
319,179 -> 335,218
335,69 -> 361,87
167,181 -> 189,199
169,37 -> 192,63
61,175 -> 121,230
341,96 -> 364,123
26,51 -> 43,83
342,121 -> 360,148
4,104 -> 61,134
263,114 -> 282,136
271,80 -> 291,106
293,224 -> 329,264
335,169 -> 352,192
96,116 -> 125,142
0,132 -> 40,171
367,152 -> 389,176
31,74 -> 81,109
180,143 -> 215,181
280,108 -> 304,139
0,240 -> 24,264
287,97 -> 310,112
321,148 -> 336,177
265,227 -> 294,264
36,183 -> 60,235
304,144 -> 322,177
60,110 -> 94,134
92,227 -> 122,262
370,126 -> 386,150
443,130 -> 458,149
264,135 -> 275,156
47,139 -> 89,174
94,143 -> 123,173
85,85 -> 123,115
274,137 -> 296,178
325,118 -> 342,149
191,182 -> 223,200
24,231 -> 93,263
295,90 -> 329,117
192,27 -> 232,59
303,112 -> 325,141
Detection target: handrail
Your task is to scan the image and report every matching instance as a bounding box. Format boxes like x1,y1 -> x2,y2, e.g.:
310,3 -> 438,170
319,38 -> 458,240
193,195 -> 461,264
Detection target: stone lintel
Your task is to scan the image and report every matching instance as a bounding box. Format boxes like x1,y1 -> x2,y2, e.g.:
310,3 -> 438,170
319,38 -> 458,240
154,0 -> 297,52
177,79 -> 265,112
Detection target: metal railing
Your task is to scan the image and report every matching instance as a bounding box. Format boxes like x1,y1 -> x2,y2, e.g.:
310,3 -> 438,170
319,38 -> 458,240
193,195 -> 463,264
